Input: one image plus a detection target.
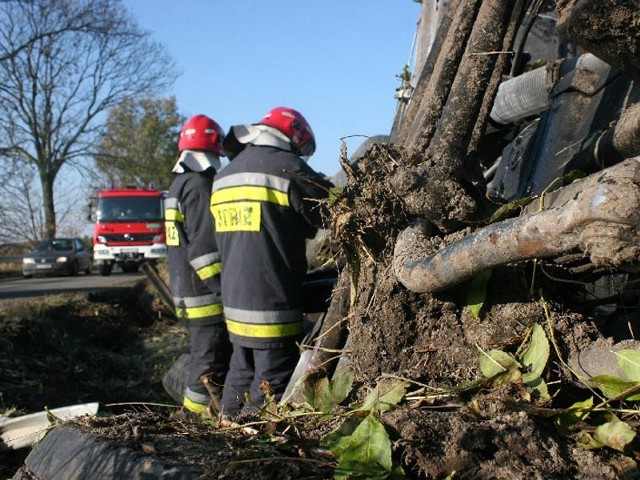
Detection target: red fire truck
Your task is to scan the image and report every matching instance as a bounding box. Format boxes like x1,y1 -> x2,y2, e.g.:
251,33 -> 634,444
91,184 -> 167,276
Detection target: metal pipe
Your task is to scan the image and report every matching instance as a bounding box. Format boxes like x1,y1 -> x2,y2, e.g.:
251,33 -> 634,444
489,65 -> 552,125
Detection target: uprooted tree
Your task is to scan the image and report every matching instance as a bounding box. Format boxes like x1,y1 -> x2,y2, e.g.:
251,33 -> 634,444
296,0 -> 640,476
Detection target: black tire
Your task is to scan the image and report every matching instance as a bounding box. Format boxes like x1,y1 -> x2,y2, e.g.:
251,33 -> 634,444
13,425 -> 199,479
69,261 -> 79,276
99,262 -> 112,276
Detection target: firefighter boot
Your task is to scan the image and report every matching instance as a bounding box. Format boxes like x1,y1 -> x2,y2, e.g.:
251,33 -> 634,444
162,353 -> 190,405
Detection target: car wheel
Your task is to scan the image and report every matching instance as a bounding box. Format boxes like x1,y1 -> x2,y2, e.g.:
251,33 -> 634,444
84,262 -> 92,275
69,261 -> 79,276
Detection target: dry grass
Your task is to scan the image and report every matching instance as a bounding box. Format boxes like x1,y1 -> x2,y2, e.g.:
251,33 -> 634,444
0,262 -> 21,277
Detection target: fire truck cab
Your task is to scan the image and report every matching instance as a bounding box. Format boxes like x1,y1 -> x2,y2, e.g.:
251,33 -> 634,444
91,184 -> 167,276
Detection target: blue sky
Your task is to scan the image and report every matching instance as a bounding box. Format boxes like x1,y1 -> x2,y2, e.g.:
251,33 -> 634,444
121,1 -> 421,177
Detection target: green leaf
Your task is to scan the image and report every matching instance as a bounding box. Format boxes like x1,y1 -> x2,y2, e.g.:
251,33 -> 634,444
590,374 -> 640,401
45,406 -> 62,425
593,420 -> 636,452
465,270 -> 492,319
329,187 -> 343,206
333,414 -> 394,479
358,378 -> 409,414
334,462 -> 390,480
562,169 -> 587,184
302,370 -> 355,413
302,373 -> 331,411
576,431 -> 603,450
520,323 -> 550,382
330,370 -> 355,405
488,197 -> 535,223
555,397 -> 594,432
526,376 -> 550,402
615,349 -> 640,382
478,348 -> 520,381
323,418 -> 361,458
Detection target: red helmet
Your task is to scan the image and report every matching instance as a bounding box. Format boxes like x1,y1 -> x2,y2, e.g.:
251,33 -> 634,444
260,107 -> 316,157
178,114 -> 225,155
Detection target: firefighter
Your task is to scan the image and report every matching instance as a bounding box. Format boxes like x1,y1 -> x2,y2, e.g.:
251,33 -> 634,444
210,106 -> 333,417
164,114 -> 232,415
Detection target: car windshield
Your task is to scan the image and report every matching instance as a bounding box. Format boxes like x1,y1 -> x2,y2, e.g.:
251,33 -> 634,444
35,239 -> 73,252
97,197 -> 163,222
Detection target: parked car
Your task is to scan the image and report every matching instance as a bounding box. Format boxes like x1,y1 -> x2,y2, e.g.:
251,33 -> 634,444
22,238 -> 93,278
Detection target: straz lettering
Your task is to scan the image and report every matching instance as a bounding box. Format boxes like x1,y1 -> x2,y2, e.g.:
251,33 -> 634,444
212,201 -> 261,232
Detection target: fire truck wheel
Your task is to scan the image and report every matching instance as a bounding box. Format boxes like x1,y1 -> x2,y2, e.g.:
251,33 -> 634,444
99,262 -> 112,276
122,263 -> 139,274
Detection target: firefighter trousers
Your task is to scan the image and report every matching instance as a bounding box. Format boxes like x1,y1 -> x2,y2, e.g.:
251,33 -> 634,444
186,323 -> 231,405
220,342 -> 299,416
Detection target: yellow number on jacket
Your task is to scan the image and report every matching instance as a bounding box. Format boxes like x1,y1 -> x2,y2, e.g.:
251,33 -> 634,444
165,221 -> 180,246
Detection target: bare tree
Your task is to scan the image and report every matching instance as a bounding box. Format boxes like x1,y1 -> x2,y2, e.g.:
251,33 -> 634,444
0,161 -> 44,244
0,0 -> 96,63
0,0 -> 179,239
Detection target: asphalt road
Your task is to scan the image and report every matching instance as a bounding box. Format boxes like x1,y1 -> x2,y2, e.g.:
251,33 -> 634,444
0,271 -> 146,300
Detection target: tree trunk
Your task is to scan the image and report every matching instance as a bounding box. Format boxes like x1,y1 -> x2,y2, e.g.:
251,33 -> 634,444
41,171 -> 56,239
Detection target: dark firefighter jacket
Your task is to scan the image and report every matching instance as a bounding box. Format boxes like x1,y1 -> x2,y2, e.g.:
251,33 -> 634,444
210,144 -> 333,349
165,170 -> 228,411
165,171 -> 224,325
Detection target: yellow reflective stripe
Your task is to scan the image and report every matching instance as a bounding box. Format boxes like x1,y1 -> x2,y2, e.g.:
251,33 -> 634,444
176,303 -> 224,319
165,208 -> 184,222
183,396 -> 208,414
196,262 -> 221,281
226,319 -> 302,338
211,186 -> 289,207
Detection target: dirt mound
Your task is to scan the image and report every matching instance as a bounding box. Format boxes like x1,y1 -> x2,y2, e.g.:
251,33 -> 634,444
327,144 -> 636,478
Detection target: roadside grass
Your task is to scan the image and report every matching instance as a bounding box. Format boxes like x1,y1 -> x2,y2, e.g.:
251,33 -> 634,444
0,262 -> 21,278
0,283 -> 186,477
